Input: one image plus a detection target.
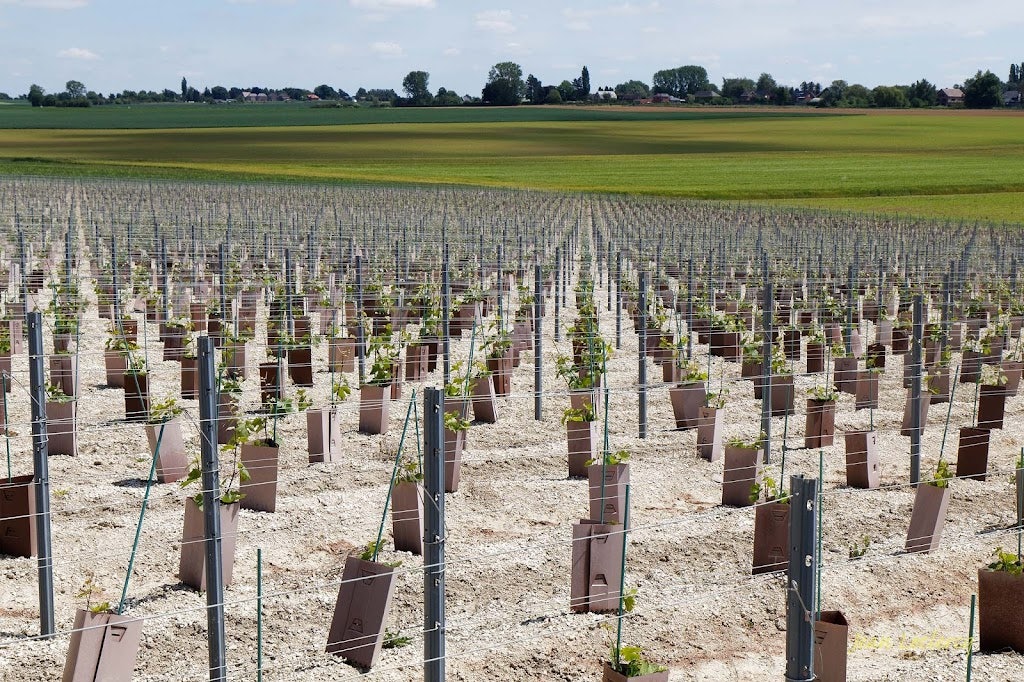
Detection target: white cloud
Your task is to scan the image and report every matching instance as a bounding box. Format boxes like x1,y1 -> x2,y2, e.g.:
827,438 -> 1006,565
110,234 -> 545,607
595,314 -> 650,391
350,0 -> 435,8
57,47 -> 100,60
442,47 -> 461,57
563,2 -> 661,21
370,41 -> 404,57
475,9 -> 516,34
0,0 -> 88,8
562,0 -> 661,31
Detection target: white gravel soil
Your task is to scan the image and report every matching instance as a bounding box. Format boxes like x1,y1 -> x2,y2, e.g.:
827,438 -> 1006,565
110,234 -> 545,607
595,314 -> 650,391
1,239 -> 1023,682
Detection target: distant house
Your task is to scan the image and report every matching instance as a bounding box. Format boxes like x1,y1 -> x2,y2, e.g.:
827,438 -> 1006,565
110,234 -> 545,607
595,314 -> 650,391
937,88 -> 964,106
651,93 -> 683,103
306,93 -> 320,101
1004,90 -> 1021,106
242,91 -> 268,102
738,89 -> 764,104
593,86 -> 617,101
692,90 -> 720,102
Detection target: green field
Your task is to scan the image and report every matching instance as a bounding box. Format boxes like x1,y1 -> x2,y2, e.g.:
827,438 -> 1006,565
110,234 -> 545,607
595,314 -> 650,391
1,103 -> 1022,224
0,100 -> 827,129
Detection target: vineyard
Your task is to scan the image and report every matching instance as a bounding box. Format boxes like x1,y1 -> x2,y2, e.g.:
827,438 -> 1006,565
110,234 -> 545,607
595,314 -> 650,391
0,176 -> 1022,681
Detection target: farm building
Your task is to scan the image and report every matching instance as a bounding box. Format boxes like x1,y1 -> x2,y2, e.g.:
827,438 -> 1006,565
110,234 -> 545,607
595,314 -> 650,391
937,88 -> 964,105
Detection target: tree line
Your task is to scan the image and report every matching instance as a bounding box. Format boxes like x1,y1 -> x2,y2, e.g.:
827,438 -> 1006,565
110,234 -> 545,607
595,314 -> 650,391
10,60 -> 1023,109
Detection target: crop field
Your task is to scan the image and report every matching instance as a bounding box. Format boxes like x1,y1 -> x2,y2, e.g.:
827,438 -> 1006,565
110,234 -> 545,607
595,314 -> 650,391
0,106 -> 1021,224
0,101 -> 833,129
0,177 -> 1023,681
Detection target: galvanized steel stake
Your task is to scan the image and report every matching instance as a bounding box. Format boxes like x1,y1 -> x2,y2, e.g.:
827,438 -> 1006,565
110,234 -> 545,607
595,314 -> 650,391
784,474 -> 818,682
423,388 -> 446,682
27,311 -> 54,638
198,336 -> 227,681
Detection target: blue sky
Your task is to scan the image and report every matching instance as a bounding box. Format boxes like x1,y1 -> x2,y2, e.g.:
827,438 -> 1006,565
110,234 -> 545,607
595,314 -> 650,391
0,0 -> 1019,97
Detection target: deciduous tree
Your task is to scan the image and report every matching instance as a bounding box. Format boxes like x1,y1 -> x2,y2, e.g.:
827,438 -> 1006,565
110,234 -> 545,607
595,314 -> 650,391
402,70 -> 432,106
819,80 -> 847,107
721,77 -> 755,100
755,73 -> 777,97
843,84 -> 872,108
871,85 -> 909,108
28,84 -> 44,107
652,65 -> 709,98
557,80 -> 576,102
434,87 -> 462,106
907,79 -> 937,107
963,70 -> 1003,108
365,88 -> 398,104
314,84 -> 338,100
614,80 -> 650,99
65,80 -> 86,98
482,61 -> 525,105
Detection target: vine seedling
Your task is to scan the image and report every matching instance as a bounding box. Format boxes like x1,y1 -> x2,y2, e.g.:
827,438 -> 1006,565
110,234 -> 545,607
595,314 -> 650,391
848,535 -> 871,560
986,548 -> 1022,575
586,448 -> 630,467
359,540 -> 402,568
561,402 -> 597,425
607,644 -> 668,678
750,473 -> 789,505
928,459 -> 953,488
77,572 -> 112,615
382,628 -> 411,649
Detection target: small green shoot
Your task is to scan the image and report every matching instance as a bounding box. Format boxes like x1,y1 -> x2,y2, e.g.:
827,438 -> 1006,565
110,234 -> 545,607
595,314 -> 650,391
609,645 -> 668,676
849,535 -> 871,560
76,572 -> 112,614
383,628 -> 412,649
928,459 -> 953,488
359,540 -> 402,568
987,548 -> 1023,575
